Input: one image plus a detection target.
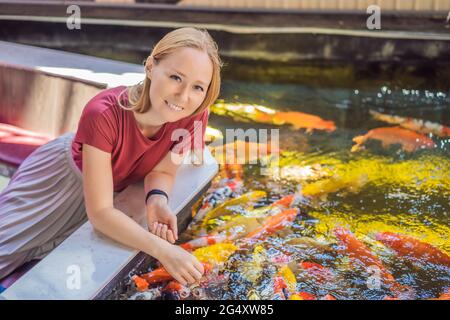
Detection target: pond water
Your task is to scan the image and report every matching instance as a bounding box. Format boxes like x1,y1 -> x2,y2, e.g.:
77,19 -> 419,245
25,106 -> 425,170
123,61 -> 449,300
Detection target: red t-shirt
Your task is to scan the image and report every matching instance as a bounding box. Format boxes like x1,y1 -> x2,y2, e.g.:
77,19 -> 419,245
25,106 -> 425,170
71,86 -> 208,192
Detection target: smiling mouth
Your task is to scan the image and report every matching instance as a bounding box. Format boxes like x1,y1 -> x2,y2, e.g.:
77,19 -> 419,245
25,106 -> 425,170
165,100 -> 184,111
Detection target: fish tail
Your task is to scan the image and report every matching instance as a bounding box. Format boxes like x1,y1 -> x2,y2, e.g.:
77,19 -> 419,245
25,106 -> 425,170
351,135 -> 366,152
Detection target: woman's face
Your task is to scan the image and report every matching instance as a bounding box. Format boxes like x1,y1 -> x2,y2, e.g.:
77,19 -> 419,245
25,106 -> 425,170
147,47 -> 213,123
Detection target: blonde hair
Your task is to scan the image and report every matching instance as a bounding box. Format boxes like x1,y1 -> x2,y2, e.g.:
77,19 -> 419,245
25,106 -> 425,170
119,27 -> 222,116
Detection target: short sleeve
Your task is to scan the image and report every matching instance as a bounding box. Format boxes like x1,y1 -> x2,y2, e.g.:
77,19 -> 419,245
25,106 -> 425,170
170,109 -> 209,156
75,101 -> 117,153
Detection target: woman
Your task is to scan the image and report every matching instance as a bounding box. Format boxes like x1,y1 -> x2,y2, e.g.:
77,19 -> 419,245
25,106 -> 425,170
0,27 -> 222,286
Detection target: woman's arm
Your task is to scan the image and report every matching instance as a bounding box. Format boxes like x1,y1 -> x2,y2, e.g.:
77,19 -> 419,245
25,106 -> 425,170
144,151 -> 184,242
82,144 -> 203,284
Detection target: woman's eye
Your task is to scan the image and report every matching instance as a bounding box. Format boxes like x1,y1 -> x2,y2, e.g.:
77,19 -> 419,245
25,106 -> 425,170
170,75 -> 181,81
195,86 -> 204,92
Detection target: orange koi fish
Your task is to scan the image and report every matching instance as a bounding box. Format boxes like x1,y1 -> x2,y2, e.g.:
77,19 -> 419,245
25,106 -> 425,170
370,110 -> 450,138
131,275 -> 150,292
375,232 -> 450,268
139,262 -> 212,285
210,101 -> 336,132
333,227 -> 402,293
245,208 -> 299,241
222,163 -> 245,181
272,111 -> 336,133
289,292 -> 317,300
351,126 -> 436,153
437,289 -> 450,300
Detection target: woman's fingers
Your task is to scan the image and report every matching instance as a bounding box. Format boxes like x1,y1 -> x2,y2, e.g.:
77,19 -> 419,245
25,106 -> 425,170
193,259 -> 205,275
168,215 -> 178,241
160,224 -> 168,240
181,270 -> 196,285
172,273 -> 187,286
167,229 -> 175,244
151,221 -> 157,234
156,223 -> 164,238
188,265 -> 203,281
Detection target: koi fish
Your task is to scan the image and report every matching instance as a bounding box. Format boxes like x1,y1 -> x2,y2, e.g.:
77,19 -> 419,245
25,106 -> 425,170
277,265 -> 297,294
180,231 -> 242,251
245,208 -> 299,241
222,163 -> 245,181
210,101 -> 336,133
272,111 -> 336,133
272,276 -> 288,300
301,173 -> 368,200
375,232 -> 450,268
210,101 -> 276,124
370,110 -> 450,138
193,178 -> 243,223
351,126 -> 436,153
161,281 -> 191,300
139,262 -> 212,285
202,190 -> 267,226
298,261 -> 335,284
245,193 -> 301,218
209,140 -> 281,165
192,243 -> 238,265
241,245 -> 267,284
333,227 -> 406,295
286,237 -> 333,254
436,289 -> 450,300
289,292 -> 317,300
131,275 -> 150,292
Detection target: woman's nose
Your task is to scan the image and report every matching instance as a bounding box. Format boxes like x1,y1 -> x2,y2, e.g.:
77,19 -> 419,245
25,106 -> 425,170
175,84 -> 189,105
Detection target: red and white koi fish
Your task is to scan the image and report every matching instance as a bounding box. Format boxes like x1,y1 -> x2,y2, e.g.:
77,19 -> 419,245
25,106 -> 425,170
375,232 -> 450,268
351,126 -> 436,153
272,276 -> 288,300
184,194 -> 301,251
299,261 -> 335,284
245,208 -> 299,241
193,178 -> 243,222
370,110 -> 450,138
161,281 -> 191,300
180,231 -> 240,251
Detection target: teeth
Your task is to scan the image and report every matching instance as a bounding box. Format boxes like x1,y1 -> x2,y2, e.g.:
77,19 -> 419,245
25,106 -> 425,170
166,101 -> 183,111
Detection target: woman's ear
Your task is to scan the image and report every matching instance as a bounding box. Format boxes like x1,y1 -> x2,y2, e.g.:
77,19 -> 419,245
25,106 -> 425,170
145,57 -> 154,80
145,67 -> 152,80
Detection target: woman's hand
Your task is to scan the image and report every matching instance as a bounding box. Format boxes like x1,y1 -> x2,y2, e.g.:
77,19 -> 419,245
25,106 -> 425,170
146,195 -> 178,243
157,242 -> 205,285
